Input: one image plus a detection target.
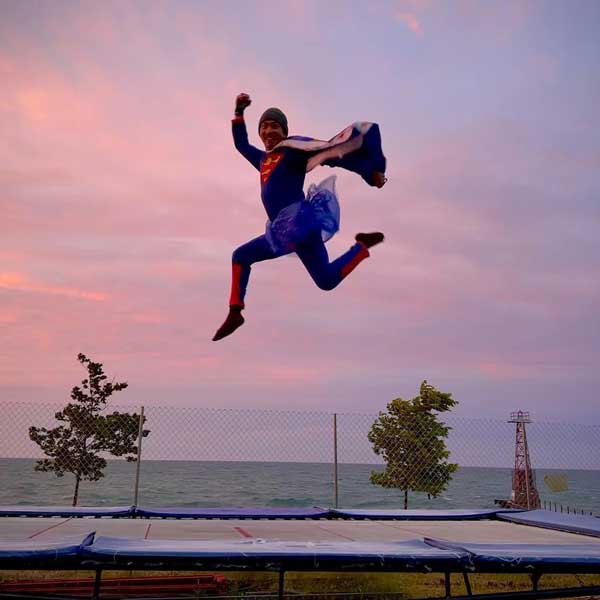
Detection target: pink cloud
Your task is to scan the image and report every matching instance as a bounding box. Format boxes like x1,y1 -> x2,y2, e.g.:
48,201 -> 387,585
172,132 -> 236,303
389,0 -> 433,36
455,0 -> 533,42
395,12 -> 423,36
131,312 -> 168,325
258,365 -> 327,385
475,355 -> 584,381
1,7 -> 314,248
0,272 -> 107,301
478,361 -> 535,379
0,309 -> 19,324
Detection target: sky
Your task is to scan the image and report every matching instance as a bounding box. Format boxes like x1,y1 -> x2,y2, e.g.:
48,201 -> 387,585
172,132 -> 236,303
1,0 -> 599,424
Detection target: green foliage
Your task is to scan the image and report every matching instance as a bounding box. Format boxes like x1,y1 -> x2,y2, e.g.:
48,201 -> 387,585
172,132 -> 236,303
368,381 -> 458,508
29,353 -> 148,505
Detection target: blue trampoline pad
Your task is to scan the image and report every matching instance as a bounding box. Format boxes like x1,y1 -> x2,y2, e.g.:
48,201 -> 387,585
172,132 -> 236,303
330,508 -> 520,520
425,537 -> 600,573
83,536 -> 467,571
135,506 -> 330,519
0,533 -> 94,566
0,505 -> 135,518
498,509 -> 600,538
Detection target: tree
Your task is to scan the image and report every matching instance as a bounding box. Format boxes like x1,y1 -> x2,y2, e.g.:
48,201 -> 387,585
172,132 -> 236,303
368,381 -> 458,509
29,353 -> 148,506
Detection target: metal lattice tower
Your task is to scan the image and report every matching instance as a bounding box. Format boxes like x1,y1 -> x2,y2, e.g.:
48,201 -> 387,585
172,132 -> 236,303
508,410 -> 541,509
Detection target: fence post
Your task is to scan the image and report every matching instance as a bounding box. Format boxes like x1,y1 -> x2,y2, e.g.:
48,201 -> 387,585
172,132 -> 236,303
333,413 -> 339,509
133,406 -> 145,507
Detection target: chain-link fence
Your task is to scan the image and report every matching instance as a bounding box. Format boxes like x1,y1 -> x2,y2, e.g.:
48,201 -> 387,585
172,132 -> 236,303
1,402 -> 598,513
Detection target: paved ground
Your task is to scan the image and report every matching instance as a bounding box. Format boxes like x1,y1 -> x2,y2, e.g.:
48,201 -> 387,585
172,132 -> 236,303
1,517 -> 598,544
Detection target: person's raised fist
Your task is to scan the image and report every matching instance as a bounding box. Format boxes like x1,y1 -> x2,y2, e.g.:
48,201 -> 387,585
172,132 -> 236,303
235,93 -> 252,115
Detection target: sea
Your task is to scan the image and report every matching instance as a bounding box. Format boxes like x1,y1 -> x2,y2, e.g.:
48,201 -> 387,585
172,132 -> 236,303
1,459 -> 598,513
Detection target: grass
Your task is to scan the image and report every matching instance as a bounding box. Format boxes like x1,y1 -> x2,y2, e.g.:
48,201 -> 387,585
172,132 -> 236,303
2,570 -> 600,598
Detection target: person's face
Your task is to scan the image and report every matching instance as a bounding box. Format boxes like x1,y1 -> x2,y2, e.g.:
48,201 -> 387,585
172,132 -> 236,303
259,119 -> 286,151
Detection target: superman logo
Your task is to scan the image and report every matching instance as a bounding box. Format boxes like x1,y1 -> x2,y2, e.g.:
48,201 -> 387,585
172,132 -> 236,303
260,152 -> 283,185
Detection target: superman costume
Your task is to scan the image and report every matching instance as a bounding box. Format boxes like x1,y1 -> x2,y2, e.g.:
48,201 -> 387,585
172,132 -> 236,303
213,114 -> 386,340
212,111 -> 386,341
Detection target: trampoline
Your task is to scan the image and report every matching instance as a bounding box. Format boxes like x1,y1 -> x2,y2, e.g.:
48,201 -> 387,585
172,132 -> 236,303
0,506 -> 135,518
135,506 -> 330,519
1,507 -> 599,599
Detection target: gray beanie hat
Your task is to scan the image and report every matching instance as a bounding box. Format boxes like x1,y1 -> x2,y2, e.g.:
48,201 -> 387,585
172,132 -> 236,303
258,107 -> 288,136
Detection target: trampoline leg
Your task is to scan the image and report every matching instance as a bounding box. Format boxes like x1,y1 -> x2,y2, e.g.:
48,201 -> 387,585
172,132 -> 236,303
278,569 -> 285,600
531,572 -> 541,591
445,572 -> 451,597
462,572 -> 472,596
93,568 -> 102,600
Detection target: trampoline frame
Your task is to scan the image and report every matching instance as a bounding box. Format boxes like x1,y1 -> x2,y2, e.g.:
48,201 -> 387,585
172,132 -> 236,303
9,561 -> 599,600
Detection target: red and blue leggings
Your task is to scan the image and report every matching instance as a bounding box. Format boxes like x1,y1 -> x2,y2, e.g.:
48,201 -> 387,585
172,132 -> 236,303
229,234 -> 369,308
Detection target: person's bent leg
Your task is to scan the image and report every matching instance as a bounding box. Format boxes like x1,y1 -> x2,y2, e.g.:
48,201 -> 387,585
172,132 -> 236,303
213,235 -> 280,341
296,233 -> 382,292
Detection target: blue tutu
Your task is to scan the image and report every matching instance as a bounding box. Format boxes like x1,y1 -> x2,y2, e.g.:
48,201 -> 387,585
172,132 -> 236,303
265,175 -> 340,254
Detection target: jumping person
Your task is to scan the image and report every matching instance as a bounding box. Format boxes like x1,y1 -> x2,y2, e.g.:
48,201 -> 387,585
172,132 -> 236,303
212,92 -> 387,341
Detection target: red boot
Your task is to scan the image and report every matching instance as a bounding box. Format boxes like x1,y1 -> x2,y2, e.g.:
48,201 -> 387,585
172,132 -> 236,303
212,306 -> 245,341
355,232 -> 385,248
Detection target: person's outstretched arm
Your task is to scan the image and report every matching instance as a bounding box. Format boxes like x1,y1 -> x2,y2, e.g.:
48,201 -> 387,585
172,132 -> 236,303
231,93 -> 264,171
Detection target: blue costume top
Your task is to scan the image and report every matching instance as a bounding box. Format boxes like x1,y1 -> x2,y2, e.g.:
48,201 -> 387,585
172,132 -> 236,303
232,116 -> 386,253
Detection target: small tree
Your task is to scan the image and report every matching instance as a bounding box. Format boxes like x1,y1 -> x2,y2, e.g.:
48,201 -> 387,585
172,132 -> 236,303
29,353 -> 148,506
368,380 -> 458,509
